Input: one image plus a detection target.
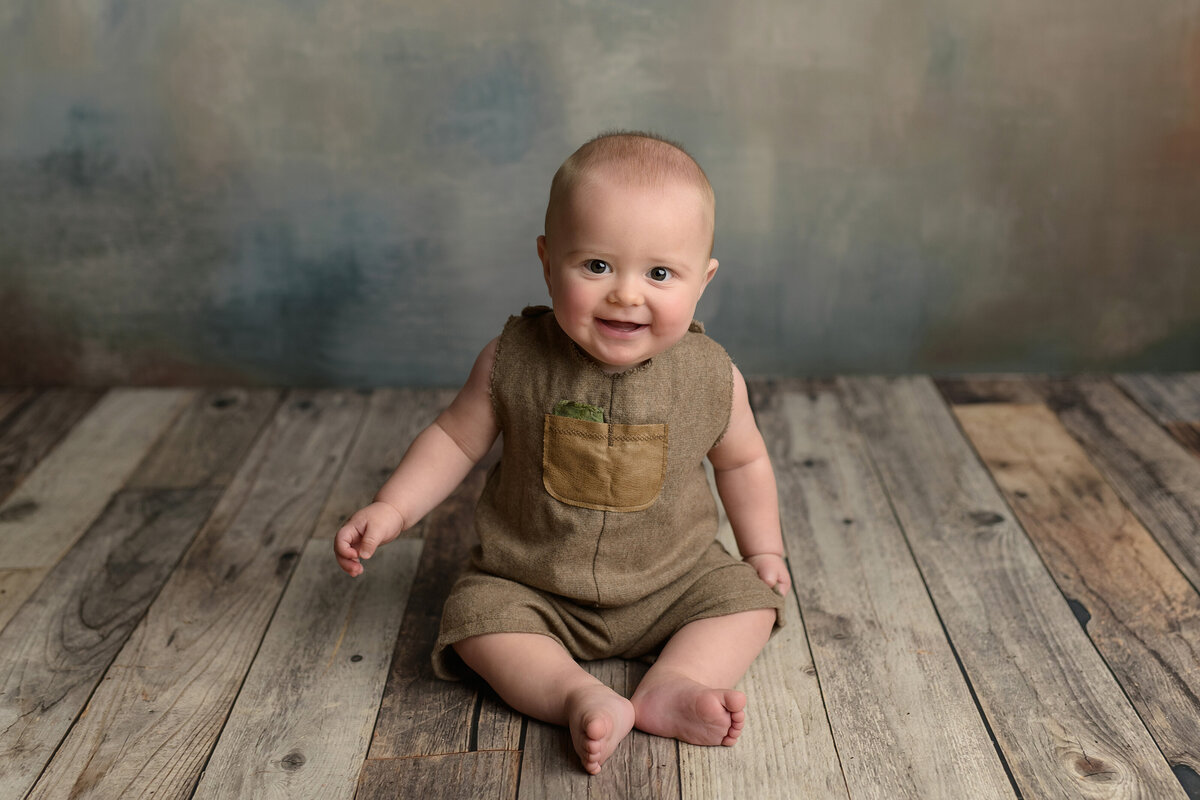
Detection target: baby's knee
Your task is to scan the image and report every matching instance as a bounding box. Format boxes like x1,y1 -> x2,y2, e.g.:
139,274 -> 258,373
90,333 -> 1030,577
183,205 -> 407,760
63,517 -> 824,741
739,607 -> 779,641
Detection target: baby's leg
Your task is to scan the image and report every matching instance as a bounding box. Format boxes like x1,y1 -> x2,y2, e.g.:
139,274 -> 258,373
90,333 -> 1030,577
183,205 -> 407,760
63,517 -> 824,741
454,633 -> 634,774
630,608 -> 775,746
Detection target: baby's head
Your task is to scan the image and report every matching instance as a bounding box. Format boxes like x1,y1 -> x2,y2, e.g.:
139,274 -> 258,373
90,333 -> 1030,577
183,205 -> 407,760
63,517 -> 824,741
538,132 -> 720,373
544,132 -> 716,252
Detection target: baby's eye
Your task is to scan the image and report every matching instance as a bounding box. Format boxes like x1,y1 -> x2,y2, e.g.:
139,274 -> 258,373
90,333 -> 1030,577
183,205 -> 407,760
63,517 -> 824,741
648,266 -> 672,282
585,259 -> 611,275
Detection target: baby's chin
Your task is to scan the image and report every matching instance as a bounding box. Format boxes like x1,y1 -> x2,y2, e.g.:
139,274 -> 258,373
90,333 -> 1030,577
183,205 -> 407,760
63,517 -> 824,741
572,344 -> 645,374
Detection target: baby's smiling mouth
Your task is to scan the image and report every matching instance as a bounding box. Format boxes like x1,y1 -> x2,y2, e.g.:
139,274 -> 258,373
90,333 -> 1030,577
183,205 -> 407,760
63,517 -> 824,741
597,319 -> 647,334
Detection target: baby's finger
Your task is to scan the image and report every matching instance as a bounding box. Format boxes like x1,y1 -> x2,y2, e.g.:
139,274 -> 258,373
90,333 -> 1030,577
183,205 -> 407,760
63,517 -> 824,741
358,530 -> 383,560
335,552 -> 363,576
333,526 -> 361,558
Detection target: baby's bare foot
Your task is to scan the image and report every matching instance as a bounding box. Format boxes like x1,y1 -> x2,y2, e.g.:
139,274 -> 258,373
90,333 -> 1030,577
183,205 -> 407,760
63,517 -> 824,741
566,684 -> 635,774
632,675 -> 747,747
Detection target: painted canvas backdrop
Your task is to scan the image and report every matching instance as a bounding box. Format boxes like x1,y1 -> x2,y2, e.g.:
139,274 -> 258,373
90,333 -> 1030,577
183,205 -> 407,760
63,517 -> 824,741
2,0 -> 1198,385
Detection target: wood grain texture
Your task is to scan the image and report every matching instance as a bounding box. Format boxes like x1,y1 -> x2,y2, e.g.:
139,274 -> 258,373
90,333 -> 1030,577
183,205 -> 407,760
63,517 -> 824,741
1115,374 -> 1200,458
935,376 -> 1047,406
367,464 -> 523,759
0,389 -> 102,503
0,388 -> 276,637
0,390 -> 35,426
0,387 -> 279,798
0,388 -> 191,569
0,568 -> 44,633
193,538 -> 422,800
1032,378 -> 1200,594
0,378 -> 1193,798
1115,373 -> 1200,423
27,390 -> 365,800
0,488 -> 222,800
840,376 -> 1185,799
678,596 -> 846,800
674,445 -> 848,800
311,388 -> 454,540
1163,421 -> 1200,460
753,382 -> 1013,799
125,389 -> 281,490
517,659 -> 679,800
357,751 -> 520,800
956,402 -> 1200,778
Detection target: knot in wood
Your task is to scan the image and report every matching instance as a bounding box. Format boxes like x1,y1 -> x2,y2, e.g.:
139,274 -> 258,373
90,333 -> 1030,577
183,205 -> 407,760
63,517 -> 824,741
275,550 -> 300,578
1072,753 -> 1116,782
0,499 -> 39,523
968,511 -> 1004,526
280,751 -> 306,771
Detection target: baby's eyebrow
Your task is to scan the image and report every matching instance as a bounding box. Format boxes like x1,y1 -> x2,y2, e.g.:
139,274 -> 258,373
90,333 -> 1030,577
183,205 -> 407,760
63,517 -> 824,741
562,247 -> 617,260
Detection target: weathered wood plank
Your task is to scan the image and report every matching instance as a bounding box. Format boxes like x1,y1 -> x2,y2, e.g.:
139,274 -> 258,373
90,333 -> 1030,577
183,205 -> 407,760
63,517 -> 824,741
0,569 -> 44,633
311,388 -> 454,540
1115,373 -> 1200,423
840,376 -> 1186,799
125,388 -> 280,490
0,389 -> 276,636
956,402 -> 1200,780
367,462 -> 523,759
0,388 -> 277,798
27,390 -> 365,800
1115,374 -> 1200,459
518,660 -> 679,800
679,445 -> 846,800
357,751 -> 520,800
935,375 -> 1046,406
0,390 -> 35,426
0,388 -> 191,569
193,538 -> 421,800
1033,378 -> 1200,594
748,382 -> 1013,799
678,598 -> 846,800
1163,421 -> 1200,461
0,389 -> 102,503
0,488 -> 222,800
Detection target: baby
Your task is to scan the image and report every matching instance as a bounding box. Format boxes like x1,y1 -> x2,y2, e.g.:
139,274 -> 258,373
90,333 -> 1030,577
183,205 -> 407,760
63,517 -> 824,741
335,131 -> 791,775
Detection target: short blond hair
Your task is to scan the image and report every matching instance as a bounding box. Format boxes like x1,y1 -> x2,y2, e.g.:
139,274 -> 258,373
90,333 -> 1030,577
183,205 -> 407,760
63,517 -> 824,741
544,131 -> 716,249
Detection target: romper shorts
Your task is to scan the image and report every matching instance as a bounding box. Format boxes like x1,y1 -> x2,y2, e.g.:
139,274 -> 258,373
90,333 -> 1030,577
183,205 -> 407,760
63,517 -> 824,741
433,540 -> 786,680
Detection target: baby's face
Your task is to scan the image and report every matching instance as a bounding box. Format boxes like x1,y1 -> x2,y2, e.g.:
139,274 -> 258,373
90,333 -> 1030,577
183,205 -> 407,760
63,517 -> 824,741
538,173 -> 718,373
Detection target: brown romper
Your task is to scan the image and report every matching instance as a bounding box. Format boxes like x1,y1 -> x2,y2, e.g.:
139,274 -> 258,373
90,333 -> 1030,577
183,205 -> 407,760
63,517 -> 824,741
432,306 -> 784,680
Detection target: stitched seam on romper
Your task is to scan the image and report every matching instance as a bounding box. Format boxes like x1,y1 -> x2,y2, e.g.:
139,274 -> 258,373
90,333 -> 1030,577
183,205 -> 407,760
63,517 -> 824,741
590,377 -> 618,606
487,318 -> 511,423
556,429 -> 664,442
710,350 -> 736,449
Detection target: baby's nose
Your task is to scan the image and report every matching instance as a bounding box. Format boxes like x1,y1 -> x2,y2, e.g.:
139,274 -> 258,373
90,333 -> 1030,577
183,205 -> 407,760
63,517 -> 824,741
608,279 -> 644,306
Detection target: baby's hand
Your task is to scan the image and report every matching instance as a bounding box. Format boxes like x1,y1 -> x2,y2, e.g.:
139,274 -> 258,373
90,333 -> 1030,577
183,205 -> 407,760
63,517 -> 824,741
334,501 -> 405,576
744,553 -> 791,596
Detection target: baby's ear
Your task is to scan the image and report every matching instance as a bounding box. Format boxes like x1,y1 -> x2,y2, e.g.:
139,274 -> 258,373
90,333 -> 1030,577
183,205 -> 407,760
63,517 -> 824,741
538,236 -> 552,290
704,258 -> 719,286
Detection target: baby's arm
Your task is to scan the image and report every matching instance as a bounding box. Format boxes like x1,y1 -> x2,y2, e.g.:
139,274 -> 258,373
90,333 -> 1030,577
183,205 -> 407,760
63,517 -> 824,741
707,365 -> 791,596
335,339 -> 501,576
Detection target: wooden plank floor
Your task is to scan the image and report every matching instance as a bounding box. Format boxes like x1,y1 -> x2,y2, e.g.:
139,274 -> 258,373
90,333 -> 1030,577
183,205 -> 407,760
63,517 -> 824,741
0,376 -> 1198,799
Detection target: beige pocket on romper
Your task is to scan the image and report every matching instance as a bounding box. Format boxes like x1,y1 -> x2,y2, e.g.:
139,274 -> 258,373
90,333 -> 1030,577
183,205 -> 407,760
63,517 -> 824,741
542,414 -> 668,512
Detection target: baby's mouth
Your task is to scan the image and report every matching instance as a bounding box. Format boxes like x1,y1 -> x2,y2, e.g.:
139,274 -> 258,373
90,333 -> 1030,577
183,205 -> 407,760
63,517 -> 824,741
598,319 -> 647,334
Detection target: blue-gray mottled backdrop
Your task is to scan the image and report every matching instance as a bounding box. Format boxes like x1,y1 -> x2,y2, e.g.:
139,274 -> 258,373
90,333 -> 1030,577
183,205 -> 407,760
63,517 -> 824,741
2,0 -> 1198,386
